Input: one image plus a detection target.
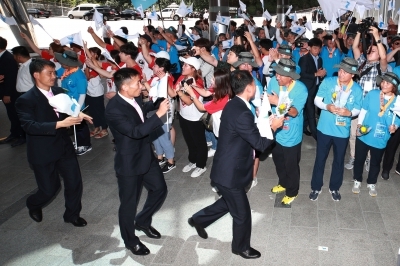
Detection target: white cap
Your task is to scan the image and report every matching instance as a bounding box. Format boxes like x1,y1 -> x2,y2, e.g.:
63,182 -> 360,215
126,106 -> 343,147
179,56 -> 200,70
150,51 -> 170,60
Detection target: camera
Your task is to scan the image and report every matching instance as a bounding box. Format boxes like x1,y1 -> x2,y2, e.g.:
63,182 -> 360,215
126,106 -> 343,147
188,49 -> 197,57
295,41 -> 303,48
181,78 -> 194,87
358,17 -> 375,33
235,25 -> 249,37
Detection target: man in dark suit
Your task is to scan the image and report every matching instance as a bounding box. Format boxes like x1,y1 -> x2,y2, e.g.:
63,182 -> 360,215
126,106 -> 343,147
15,59 -> 92,226
299,38 -> 326,140
0,36 -> 25,146
105,68 -> 169,256
188,70 -> 284,259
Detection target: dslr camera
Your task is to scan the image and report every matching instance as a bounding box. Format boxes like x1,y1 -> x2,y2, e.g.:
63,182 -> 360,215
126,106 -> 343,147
235,25 -> 249,37
358,17 -> 375,33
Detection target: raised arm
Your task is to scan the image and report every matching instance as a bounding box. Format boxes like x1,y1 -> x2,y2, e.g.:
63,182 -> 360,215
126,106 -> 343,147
87,26 -> 107,49
20,32 -> 41,55
244,31 -> 263,67
352,32 -> 361,60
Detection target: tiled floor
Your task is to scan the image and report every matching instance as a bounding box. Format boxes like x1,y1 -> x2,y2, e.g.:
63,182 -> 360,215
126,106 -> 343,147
1,102 -> 400,266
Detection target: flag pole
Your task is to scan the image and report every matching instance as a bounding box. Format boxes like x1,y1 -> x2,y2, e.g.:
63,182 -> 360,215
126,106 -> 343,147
157,0 -> 165,29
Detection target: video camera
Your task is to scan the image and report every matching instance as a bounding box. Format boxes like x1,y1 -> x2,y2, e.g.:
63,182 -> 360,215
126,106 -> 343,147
358,17 -> 375,33
235,25 -> 249,37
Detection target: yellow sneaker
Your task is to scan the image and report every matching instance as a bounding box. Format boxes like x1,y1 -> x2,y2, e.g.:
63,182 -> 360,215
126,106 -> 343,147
282,195 -> 298,206
271,184 -> 286,194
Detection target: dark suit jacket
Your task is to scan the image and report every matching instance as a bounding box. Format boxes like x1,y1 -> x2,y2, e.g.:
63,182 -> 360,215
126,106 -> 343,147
299,53 -> 323,96
0,50 -> 19,98
210,96 -> 274,189
15,86 -> 74,165
105,93 -> 163,177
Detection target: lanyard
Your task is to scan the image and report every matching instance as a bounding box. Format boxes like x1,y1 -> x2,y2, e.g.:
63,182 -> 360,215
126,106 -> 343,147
379,92 -> 395,117
279,81 -> 296,93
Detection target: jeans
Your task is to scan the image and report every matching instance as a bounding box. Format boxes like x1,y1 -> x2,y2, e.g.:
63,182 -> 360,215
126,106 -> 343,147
205,130 -> 218,150
153,124 -> 174,160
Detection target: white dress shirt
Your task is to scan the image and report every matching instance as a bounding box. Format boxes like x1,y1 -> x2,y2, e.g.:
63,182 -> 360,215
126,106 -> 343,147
16,59 -> 34,92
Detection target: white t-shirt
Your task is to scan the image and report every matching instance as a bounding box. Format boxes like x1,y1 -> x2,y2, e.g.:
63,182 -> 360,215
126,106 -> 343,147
135,52 -> 153,80
179,95 -> 203,121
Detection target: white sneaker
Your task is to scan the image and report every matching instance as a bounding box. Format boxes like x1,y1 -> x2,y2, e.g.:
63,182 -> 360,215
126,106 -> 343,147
207,141 -> 212,147
365,158 -> 370,172
367,184 -> 377,197
345,157 -> 355,170
352,181 -> 361,194
247,177 -> 258,192
211,186 -> 219,193
182,162 -> 196,173
191,167 -> 207,178
208,148 -> 216,157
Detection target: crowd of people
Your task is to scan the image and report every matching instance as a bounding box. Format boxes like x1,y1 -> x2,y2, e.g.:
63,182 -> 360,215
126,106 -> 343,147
2,12 -> 400,259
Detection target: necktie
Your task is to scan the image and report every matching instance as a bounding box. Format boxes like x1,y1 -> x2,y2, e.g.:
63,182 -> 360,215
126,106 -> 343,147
46,91 -> 59,117
313,56 -> 319,85
132,99 -> 144,122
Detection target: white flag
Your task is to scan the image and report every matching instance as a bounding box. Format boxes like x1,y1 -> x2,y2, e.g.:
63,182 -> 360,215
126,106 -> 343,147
59,32 -> 83,47
216,15 -> 231,26
241,13 -> 251,21
212,22 -> 219,34
114,29 -> 139,40
239,0 -> 247,12
285,5 -> 293,16
177,0 -> 188,17
289,12 -> 298,22
329,15 -> 340,31
29,15 -> 53,38
356,4 -> 366,19
291,25 -> 306,36
137,5 -> 145,19
222,37 -> 234,49
305,21 -> 312,31
340,0 -> 356,11
148,6 -> 158,21
48,93 -> 81,117
257,92 -> 273,140
260,0 -> 264,10
0,14 -> 17,25
262,9 -> 272,20
93,9 -> 104,31
186,3 -> 193,14
378,14 -> 387,29
175,44 -> 188,50
388,0 -> 394,11
374,0 -> 381,10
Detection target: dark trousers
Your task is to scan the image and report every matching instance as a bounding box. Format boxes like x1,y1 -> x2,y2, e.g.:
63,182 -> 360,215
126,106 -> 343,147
192,183 -> 251,252
3,94 -> 25,138
27,141 -> 83,222
354,138 -> 385,184
303,88 -> 318,139
382,129 -> 400,173
85,95 -> 108,129
179,115 -> 207,168
117,160 -> 167,247
76,120 -> 91,147
272,142 -> 302,197
311,130 -> 349,191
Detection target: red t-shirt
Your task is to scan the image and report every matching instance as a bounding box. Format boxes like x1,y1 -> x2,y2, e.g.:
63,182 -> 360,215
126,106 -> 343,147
175,75 -> 204,99
41,50 -> 53,60
105,44 -> 114,52
204,95 -> 229,114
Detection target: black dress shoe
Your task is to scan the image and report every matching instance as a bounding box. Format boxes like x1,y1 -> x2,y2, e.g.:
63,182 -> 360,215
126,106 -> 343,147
0,135 -> 18,144
188,217 -> 208,239
232,247 -> 261,259
66,217 -> 87,227
126,242 -> 150,256
303,130 -> 312,136
135,223 -> 161,239
11,138 -> 26,147
29,209 -> 43,222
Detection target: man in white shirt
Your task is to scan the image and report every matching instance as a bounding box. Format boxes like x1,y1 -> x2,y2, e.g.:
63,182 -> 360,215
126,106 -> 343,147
11,46 -> 34,94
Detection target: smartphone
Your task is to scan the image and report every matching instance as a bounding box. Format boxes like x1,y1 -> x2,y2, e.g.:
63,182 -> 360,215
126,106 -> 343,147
181,78 -> 194,87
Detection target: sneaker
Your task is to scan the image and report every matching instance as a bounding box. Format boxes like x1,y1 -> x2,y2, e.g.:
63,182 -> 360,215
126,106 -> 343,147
76,145 -> 92,156
365,158 -> 370,172
271,184 -> 286,194
247,178 -> 258,192
158,158 -> 166,167
345,157 -> 355,170
309,190 -> 321,201
211,186 -> 219,193
329,190 -> 341,201
161,162 -> 176,173
208,148 -> 216,157
182,162 -> 196,173
381,171 -> 389,180
367,184 -> 377,197
352,181 -> 361,194
207,141 -> 212,147
282,195 -> 298,206
191,167 -> 207,178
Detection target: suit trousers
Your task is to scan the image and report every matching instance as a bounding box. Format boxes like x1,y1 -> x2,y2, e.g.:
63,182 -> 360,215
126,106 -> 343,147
3,93 -> 24,138
192,183 -> 251,252
272,142 -> 302,197
311,131 -> 349,191
303,87 -> 318,139
353,138 -> 385,184
117,160 -> 168,247
76,120 -> 91,147
382,128 -> 400,173
27,141 -> 83,222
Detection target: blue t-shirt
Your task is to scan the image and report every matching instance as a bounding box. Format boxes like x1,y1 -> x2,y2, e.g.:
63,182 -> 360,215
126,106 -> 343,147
152,40 -> 181,74
342,48 -> 354,59
60,69 -> 87,110
359,89 -> 400,149
387,49 -> 397,70
267,77 -> 308,147
393,65 -> 400,78
320,46 -> 342,77
316,77 -> 363,138
292,48 -> 301,65
211,46 -> 219,60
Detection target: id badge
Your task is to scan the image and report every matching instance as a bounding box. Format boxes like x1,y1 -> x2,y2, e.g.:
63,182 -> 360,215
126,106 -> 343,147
335,115 -> 346,126
283,117 -> 290,130
374,123 -> 386,139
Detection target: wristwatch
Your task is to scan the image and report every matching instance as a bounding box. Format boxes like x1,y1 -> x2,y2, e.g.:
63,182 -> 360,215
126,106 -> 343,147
376,39 -> 382,44
190,96 -> 194,101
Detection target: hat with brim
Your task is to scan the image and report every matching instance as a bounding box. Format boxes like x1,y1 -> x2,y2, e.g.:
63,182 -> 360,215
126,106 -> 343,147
376,72 -> 400,90
189,26 -> 203,36
232,52 -> 258,68
139,34 -> 152,44
391,35 -> 400,45
179,56 -> 201,70
54,50 -> 82,67
333,57 -> 359,75
272,58 -> 300,80
278,44 -> 292,56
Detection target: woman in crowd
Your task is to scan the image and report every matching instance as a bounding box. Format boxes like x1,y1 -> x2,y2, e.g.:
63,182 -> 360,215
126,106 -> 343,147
175,57 -> 208,178
352,72 -> 400,196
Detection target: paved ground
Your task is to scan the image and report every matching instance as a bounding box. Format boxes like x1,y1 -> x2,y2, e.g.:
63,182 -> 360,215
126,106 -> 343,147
1,97 -> 400,266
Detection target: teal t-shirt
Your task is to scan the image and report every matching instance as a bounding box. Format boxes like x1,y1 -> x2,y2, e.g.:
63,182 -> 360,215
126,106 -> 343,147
267,77 -> 308,147
359,89 -> 400,149
60,69 -> 87,110
316,77 -> 363,138
320,46 -> 342,77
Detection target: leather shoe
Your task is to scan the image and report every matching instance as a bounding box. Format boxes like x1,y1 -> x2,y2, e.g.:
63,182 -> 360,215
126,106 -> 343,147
188,217 -> 208,239
0,135 -> 18,144
135,223 -> 161,239
11,138 -> 26,147
66,217 -> 87,227
303,130 -> 312,136
29,209 -> 43,222
232,247 -> 261,259
126,242 -> 150,256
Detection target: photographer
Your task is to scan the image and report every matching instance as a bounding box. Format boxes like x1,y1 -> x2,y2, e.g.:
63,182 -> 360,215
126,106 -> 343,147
345,25 -> 388,171
292,38 -> 309,65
